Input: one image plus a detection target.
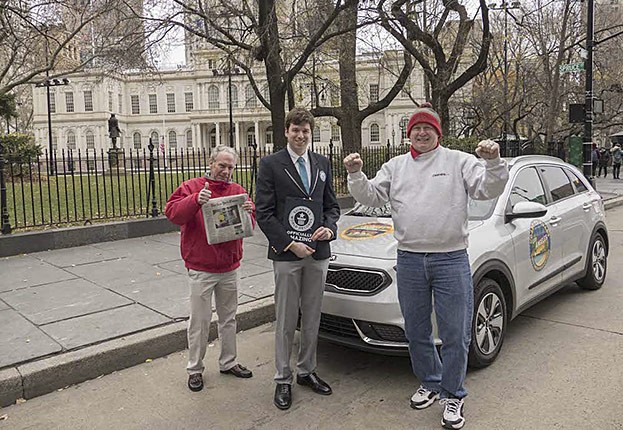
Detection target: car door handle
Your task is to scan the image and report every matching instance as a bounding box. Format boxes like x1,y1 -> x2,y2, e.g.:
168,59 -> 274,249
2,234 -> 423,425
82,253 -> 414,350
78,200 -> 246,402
582,202 -> 592,211
548,216 -> 561,226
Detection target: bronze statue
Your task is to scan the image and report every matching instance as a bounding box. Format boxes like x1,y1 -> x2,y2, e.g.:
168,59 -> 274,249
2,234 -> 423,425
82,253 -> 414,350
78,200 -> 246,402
108,113 -> 121,149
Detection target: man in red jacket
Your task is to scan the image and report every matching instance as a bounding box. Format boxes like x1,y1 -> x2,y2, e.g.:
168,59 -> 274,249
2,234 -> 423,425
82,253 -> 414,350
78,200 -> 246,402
165,145 -> 255,392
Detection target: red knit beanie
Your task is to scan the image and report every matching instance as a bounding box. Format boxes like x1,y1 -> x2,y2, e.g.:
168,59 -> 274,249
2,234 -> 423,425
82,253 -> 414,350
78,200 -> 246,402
406,102 -> 442,138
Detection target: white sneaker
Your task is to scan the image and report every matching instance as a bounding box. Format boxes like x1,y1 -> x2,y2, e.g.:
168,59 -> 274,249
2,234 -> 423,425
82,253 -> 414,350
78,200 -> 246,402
410,385 -> 440,410
440,397 -> 465,429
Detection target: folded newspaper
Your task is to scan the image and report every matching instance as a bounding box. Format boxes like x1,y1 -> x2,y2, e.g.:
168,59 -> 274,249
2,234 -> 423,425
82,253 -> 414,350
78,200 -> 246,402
202,193 -> 254,245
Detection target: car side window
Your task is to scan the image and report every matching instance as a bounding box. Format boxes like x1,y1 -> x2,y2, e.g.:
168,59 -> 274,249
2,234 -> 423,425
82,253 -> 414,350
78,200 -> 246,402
565,170 -> 588,193
509,167 -> 547,209
539,166 -> 575,202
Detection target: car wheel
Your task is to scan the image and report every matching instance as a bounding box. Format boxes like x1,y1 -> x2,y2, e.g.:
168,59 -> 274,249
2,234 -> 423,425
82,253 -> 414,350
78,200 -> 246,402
468,278 -> 507,368
577,232 -> 607,290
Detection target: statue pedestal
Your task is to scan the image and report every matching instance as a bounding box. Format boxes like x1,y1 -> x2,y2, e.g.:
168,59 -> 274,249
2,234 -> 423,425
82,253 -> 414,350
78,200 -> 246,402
107,148 -> 125,173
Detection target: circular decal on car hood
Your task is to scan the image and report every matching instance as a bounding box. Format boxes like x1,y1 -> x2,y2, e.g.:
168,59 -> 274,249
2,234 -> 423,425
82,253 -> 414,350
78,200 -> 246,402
529,220 -> 551,271
340,222 -> 394,240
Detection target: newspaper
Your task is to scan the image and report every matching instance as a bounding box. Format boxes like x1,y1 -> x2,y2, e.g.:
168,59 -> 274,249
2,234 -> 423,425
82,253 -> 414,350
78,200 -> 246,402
202,193 -> 254,245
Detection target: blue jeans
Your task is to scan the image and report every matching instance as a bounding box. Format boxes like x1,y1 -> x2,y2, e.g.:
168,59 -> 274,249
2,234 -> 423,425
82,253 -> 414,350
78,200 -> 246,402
396,249 -> 473,399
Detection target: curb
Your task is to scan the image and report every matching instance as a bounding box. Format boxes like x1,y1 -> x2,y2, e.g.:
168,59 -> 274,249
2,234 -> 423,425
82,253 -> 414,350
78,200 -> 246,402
0,296 -> 274,408
603,195 -> 623,210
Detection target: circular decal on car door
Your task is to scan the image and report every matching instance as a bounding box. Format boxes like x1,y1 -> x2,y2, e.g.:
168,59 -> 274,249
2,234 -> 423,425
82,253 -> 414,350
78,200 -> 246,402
529,220 -> 551,271
340,222 -> 394,240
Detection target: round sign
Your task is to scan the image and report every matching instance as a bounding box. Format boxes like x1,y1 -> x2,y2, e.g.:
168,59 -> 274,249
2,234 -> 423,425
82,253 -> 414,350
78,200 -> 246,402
288,205 -> 315,232
340,222 -> 394,240
529,220 -> 551,271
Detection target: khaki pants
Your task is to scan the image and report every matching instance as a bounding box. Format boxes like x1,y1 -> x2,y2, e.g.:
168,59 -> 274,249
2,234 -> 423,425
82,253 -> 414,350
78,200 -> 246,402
186,268 -> 239,374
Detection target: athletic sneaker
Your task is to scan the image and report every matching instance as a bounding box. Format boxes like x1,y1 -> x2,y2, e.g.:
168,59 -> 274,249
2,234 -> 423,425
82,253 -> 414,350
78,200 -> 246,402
440,397 -> 465,429
410,385 -> 440,410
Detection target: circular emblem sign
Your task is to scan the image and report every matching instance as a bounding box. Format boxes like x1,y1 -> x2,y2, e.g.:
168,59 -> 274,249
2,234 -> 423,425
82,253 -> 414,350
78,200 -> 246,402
529,220 -> 551,271
340,222 -> 394,240
319,170 -> 326,182
288,206 -> 315,232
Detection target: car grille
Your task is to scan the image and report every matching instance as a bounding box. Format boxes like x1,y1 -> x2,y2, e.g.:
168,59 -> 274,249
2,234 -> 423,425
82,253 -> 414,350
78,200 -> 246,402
358,321 -> 408,343
319,314 -> 359,339
325,266 -> 391,296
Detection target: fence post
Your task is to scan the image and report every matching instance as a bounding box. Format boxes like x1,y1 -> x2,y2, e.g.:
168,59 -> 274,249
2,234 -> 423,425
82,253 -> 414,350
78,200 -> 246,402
249,141 -> 258,199
147,138 -> 159,218
0,140 -> 12,234
329,138 -> 334,170
386,140 -> 391,162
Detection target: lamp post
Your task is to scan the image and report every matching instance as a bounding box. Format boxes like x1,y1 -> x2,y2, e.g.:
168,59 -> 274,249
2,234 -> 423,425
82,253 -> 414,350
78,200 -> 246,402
213,59 -> 243,148
35,77 -> 70,175
583,0 -> 595,182
489,1 -> 520,156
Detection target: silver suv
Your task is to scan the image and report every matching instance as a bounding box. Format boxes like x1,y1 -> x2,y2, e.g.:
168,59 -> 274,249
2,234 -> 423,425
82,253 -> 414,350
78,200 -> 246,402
320,155 -> 608,367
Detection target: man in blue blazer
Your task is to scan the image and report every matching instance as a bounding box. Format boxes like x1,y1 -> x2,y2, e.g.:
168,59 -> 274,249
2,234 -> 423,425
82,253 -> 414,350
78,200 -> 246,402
255,107 -> 340,410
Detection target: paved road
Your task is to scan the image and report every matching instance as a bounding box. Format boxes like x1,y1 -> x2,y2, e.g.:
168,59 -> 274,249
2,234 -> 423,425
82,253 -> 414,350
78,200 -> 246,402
2,208 -> 622,429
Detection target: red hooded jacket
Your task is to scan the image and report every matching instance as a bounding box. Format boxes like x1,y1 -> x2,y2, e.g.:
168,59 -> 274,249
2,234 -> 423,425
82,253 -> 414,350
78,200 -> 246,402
165,177 -> 255,273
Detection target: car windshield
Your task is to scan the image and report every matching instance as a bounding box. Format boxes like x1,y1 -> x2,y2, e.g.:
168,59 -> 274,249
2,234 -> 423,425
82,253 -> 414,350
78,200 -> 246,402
348,198 -> 497,221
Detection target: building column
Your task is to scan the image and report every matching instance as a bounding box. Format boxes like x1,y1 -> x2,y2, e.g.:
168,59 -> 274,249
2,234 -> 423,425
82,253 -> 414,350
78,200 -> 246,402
215,122 -> 221,147
235,121 -> 241,150
254,121 -> 260,147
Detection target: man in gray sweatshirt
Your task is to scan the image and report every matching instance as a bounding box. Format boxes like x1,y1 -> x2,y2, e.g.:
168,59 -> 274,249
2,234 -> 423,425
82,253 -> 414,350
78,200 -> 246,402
343,103 -> 508,430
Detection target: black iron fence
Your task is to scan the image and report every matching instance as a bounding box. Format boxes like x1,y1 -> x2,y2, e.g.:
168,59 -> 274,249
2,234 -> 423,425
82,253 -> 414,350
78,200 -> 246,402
0,140 -> 408,233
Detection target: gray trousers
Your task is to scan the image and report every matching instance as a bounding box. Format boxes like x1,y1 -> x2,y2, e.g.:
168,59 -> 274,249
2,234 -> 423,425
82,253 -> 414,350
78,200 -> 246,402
186,268 -> 238,375
273,257 -> 329,384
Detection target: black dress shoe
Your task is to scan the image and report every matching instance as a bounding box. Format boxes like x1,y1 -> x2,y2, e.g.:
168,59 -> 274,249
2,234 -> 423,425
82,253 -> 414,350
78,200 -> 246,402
188,373 -> 203,392
274,383 -> 292,410
296,372 -> 332,395
220,364 -> 253,378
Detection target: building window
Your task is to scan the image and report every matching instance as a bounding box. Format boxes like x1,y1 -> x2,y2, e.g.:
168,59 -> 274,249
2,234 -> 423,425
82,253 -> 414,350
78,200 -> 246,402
66,130 -> 76,150
331,124 -> 341,142
118,94 -> 123,114
65,92 -> 74,113
133,132 -> 142,149
207,85 -> 219,109
86,130 -> 95,149
245,85 -> 256,108
167,93 -> 176,113
84,90 -> 93,111
52,133 -> 58,151
246,126 -> 255,146
149,94 -> 157,114
266,126 -> 273,145
313,126 -> 321,143
131,95 -> 140,114
185,92 -> 194,112
108,91 -> 113,111
227,84 -> 238,108
400,116 -> 409,140
150,131 -> 159,147
369,84 -> 379,103
186,129 -> 193,147
49,92 -> 56,113
370,123 -> 380,143
330,87 -> 339,106
210,128 -> 216,147
168,130 -> 177,148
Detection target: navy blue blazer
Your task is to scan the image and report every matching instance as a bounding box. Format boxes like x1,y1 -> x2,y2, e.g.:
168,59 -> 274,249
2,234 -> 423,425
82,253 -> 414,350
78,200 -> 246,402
255,148 -> 340,261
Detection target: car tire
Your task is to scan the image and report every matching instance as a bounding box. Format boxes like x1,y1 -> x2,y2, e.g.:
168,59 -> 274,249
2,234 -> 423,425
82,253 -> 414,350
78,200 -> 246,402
577,232 -> 607,291
468,278 -> 507,369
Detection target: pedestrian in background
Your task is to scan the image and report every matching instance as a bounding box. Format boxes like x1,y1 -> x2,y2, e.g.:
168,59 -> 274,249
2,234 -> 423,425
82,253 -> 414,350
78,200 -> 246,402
598,147 -> 610,178
165,145 -> 255,393
592,145 -> 600,177
343,103 -> 508,430
255,107 -> 340,411
611,144 -> 622,179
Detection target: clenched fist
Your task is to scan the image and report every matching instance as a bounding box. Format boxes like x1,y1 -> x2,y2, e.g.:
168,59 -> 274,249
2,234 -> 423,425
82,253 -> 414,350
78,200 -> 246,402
475,139 -> 500,160
343,153 -> 363,173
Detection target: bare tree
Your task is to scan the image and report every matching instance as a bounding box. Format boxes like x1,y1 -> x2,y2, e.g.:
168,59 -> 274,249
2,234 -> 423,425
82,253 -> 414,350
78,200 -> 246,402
377,0 -> 492,136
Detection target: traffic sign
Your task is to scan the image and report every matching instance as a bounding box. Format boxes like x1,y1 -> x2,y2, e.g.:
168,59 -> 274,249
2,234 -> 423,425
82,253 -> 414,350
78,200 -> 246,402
559,62 -> 585,73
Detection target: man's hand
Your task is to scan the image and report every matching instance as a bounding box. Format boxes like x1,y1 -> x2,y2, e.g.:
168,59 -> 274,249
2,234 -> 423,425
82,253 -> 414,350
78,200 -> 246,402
242,200 -> 254,213
310,226 -> 332,242
475,139 -> 500,160
290,242 -> 315,258
197,183 -> 212,205
344,153 -> 363,173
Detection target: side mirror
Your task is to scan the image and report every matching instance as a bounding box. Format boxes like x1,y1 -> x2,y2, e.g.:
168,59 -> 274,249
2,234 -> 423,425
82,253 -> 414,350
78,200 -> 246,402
505,201 -> 547,222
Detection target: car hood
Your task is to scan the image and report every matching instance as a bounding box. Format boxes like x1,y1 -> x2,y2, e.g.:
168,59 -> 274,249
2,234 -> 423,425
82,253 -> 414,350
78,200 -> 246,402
332,215 -> 484,259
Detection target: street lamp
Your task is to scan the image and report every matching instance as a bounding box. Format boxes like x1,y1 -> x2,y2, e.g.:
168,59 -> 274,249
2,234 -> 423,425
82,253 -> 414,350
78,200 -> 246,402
212,58 -> 244,148
35,77 -> 70,175
488,1 -> 520,157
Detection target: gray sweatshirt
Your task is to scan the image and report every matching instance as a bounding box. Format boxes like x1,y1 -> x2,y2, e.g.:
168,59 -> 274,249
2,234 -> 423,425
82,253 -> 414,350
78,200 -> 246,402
347,146 -> 509,253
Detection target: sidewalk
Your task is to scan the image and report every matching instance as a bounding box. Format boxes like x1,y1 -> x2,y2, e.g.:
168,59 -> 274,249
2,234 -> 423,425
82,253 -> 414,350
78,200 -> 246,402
1,175 -> 623,408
